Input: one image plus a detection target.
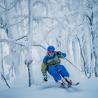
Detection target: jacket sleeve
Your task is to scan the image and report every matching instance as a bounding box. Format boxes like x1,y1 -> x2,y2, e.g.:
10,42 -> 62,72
57,51 -> 66,58
41,57 -> 48,75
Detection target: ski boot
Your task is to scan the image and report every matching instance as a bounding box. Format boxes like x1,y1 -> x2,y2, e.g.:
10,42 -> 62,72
64,78 -> 72,87
58,80 -> 68,88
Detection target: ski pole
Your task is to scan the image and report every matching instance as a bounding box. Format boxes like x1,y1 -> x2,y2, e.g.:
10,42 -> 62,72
64,58 -> 81,72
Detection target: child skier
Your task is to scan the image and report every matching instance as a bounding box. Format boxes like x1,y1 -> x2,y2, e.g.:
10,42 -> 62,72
41,45 -> 72,88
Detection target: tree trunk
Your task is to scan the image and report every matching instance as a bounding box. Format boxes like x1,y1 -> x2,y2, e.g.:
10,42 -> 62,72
27,0 -> 33,87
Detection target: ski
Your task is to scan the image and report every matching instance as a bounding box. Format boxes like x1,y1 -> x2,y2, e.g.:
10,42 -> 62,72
71,82 -> 80,86
60,82 -> 80,89
68,82 -> 80,88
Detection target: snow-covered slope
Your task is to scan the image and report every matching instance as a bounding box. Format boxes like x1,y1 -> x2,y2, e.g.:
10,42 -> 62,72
0,77 -> 98,98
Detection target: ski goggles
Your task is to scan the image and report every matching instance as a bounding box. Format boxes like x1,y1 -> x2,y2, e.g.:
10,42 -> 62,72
48,51 -> 55,54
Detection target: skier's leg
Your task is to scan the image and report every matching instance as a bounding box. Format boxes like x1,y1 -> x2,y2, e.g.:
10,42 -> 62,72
57,65 -> 72,86
48,66 -> 68,87
57,80 -> 68,88
48,66 -> 62,82
64,78 -> 72,86
57,65 -> 70,78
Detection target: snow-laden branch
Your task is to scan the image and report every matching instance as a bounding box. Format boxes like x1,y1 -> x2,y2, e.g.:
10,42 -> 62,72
15,36 -> 27,41
76,35 -> 86,71
0,4 -> 5,9
0,38 -> 46,50
33,0 -> 48,16
0,39 -> 24,46
1,73 -> 10,88
85,14 -> 93,26
0,0 -> 19,13
2,15 -> 68,28
32,44 -> 46,50
8,15 -> 28,27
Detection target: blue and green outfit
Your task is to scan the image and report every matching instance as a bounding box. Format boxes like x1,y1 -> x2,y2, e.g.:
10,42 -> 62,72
41,51 -> 70,82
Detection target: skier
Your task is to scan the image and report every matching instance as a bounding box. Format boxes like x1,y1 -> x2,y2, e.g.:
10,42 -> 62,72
41,45 -> 73,88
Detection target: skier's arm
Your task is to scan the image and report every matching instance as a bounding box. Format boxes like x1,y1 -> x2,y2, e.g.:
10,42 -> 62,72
41,63 -> 47,75
41,57 -> 48,76
57,51 -> 66,58
41,64 -> 48,81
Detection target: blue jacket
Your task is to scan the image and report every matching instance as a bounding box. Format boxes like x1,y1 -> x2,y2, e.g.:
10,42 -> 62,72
41,51 -> 66,74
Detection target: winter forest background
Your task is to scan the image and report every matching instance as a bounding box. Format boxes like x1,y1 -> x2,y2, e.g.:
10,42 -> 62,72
0,0 -> 98,89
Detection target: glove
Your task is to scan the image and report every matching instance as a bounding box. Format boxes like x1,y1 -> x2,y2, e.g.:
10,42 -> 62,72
56,51 -> 61,55
43,73 -> 48,82
43,76 -> 48,82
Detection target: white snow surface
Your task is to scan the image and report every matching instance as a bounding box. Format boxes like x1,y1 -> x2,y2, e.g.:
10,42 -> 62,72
0,77 -> 98,98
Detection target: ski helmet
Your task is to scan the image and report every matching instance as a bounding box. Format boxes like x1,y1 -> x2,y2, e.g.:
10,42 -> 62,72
47,45 -> 55,52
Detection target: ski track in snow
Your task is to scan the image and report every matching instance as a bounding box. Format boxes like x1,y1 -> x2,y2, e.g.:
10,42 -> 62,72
0,77 -> 98,98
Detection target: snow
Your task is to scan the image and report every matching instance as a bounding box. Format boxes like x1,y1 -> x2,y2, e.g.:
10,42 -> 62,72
0,77 -> 98,98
